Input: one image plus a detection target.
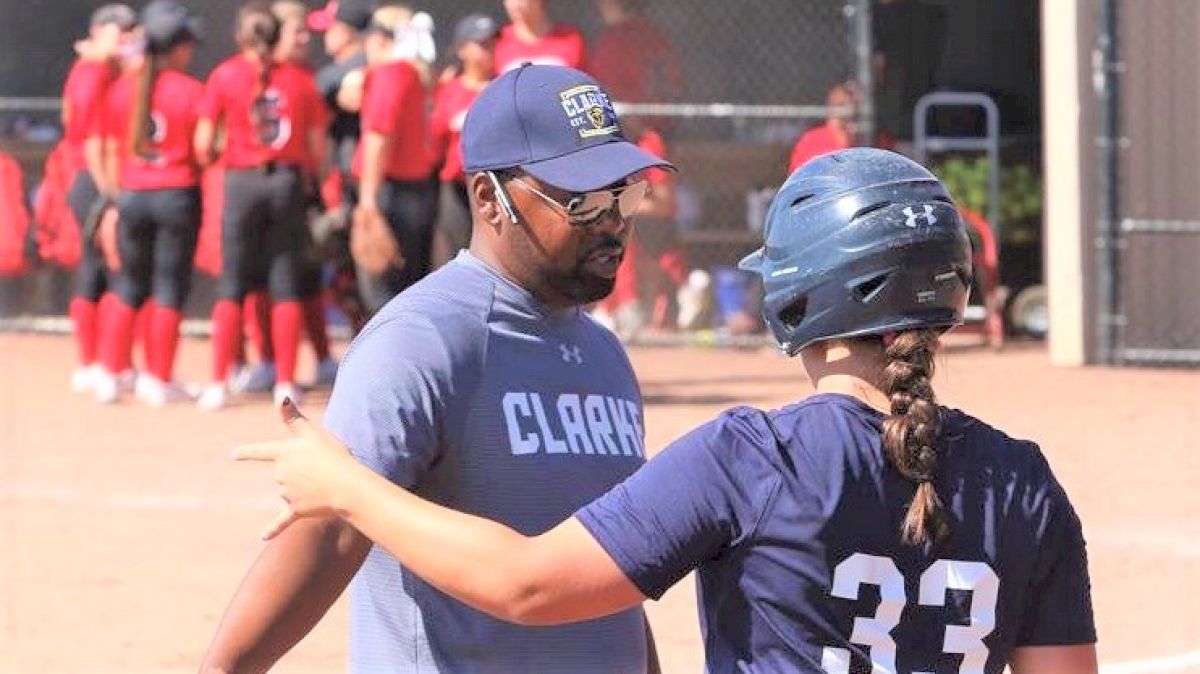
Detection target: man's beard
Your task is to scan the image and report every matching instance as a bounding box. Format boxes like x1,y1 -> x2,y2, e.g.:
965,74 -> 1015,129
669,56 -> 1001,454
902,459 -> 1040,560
538,262 -> 618,305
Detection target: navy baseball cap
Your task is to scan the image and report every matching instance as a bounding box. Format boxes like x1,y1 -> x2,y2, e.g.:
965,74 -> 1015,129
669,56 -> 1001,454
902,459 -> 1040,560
90,3 -> 137,30
141,0 -> 203,54
462,64 -> 674,192
453,14 -> 499,47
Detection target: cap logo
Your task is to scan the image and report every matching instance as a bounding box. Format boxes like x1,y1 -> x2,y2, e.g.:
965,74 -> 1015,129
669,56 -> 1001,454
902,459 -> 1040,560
559,84 -> 618,139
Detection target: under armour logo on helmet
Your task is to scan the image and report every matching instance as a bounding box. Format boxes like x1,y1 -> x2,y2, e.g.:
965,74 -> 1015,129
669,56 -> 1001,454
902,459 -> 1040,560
559,344 -> 583,365
902,205 -> 937,228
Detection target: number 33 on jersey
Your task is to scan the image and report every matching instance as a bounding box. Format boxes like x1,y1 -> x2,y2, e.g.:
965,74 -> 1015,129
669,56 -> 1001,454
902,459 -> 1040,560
822,554 -> 999,674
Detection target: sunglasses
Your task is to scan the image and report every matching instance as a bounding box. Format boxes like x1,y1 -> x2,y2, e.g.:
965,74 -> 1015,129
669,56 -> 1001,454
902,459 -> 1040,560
488,172 -> 650,228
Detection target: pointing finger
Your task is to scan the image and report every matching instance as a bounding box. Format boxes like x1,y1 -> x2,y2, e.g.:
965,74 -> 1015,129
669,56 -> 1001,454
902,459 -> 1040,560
232,441 -> 288,462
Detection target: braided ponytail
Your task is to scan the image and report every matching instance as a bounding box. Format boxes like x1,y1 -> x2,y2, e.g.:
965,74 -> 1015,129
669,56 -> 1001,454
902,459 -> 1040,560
879,328 -> 950,545
235,2 -> 279,102
129,55 -> 160,158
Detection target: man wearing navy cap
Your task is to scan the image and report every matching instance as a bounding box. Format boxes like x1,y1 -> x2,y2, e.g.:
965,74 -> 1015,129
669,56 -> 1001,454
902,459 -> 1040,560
201,64 -> 670,674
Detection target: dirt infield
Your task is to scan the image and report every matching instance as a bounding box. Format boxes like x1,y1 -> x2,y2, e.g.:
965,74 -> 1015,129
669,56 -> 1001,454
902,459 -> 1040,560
1,333 -> 1198,673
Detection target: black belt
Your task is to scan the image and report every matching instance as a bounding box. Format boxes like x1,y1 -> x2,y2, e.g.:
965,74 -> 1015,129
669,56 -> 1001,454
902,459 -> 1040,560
233,161 -> 298,175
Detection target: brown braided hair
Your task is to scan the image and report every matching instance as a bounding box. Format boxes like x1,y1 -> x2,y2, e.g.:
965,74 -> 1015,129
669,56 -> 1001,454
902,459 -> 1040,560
879,328 -> 950,546
129,55 -> 160,158
235,2 -> 280,110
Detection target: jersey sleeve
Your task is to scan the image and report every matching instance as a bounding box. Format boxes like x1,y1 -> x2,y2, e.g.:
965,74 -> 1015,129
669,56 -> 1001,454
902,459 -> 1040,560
74,66 -> 111,140
575,407 -> 783,600
1016,463 -> 1098,645
322,312 -> 457,488
198,66 -> 226,122
359,68 -> 403,136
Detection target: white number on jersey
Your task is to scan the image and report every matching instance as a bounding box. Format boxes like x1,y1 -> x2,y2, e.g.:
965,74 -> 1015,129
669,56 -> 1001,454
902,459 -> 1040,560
821,554 -> 1000,674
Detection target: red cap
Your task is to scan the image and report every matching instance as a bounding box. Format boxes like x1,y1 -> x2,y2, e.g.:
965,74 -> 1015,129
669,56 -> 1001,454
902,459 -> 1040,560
306,1 -> 338,32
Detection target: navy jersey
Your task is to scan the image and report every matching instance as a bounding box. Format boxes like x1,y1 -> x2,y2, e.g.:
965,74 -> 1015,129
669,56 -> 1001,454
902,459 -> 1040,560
577,393 -> 1096,673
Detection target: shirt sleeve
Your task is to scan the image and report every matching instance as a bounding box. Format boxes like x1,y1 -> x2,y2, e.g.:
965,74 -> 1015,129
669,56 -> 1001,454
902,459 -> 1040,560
198,67 -> 225,122
1016,463 -> 1098,646
321,312 -> 456,488
575,407 -> 783,600
74,67 -> 111,140
360,68 -> 403,136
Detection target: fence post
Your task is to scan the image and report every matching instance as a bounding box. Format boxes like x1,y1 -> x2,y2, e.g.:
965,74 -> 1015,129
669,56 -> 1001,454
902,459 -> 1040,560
847,0 -> 874,147
1094,0 -> 1121,365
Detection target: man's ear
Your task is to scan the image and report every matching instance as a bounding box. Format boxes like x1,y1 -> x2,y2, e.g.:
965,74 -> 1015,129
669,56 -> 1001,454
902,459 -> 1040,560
471,172 -> 505,229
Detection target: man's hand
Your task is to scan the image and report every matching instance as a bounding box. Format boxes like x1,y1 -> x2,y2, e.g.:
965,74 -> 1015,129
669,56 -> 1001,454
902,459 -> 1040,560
234,400 -> 362,540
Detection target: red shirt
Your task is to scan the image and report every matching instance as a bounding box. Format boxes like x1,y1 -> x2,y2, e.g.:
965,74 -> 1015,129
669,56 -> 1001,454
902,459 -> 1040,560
104,69 -> 205,190
353,61 -> 432,183
494,23 -> 587,74
199,54 -> 328,170
637,129 -> 671,191
591,20 -> 683,103
62,59 -> 118,172
430,76 -> 486,183
788,123 -> 852,173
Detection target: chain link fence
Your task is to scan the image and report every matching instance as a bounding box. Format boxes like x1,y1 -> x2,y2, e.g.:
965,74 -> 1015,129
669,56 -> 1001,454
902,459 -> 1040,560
0,0 -> 871,341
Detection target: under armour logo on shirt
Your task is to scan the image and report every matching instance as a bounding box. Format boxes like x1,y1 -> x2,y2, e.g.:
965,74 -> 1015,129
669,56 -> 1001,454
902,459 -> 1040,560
559,344 -> 584,364
902,204 -> 937,228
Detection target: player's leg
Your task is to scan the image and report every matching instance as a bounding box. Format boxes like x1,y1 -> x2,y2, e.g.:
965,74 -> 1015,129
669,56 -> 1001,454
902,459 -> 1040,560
202,169 -> 262,409
263,168 -> 306,405
140,187 -> 201,406
94,190 -> 153,402
298,225 -> 335,387
65,171 -> 107,391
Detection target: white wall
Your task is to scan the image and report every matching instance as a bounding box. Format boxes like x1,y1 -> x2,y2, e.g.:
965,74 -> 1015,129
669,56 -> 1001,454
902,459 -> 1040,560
1042,0 -> 1088,365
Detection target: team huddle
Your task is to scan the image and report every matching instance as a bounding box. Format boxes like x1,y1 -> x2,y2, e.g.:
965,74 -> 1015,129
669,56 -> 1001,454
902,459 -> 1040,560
43,0 -> 1098,671
53,0 -> 677,410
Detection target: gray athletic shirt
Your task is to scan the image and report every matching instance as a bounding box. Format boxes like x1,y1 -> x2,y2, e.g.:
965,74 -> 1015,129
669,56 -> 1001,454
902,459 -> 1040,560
324,251 -> 650,673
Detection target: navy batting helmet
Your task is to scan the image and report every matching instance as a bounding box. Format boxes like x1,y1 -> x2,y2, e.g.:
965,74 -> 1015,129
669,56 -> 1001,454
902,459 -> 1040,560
739,148 -> 972,356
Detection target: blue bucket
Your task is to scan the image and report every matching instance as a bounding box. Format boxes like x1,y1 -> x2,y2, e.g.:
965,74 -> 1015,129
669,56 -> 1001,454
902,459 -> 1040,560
713,266 -> 760,324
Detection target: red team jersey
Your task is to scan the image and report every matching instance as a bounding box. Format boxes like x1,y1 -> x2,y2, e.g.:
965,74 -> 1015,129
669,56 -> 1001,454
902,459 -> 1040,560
104,69 -> 205,190
430,77 -> 485,183
788,123 -> 852,173
199,54 -> 328,170
591,20 -> 683,104
353,60 -> 432,183
493,23 -> 587,74
62,59 -> 118,172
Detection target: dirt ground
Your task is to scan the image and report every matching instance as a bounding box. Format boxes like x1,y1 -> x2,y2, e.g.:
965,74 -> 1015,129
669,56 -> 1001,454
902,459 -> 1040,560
1,333 -> 1198,673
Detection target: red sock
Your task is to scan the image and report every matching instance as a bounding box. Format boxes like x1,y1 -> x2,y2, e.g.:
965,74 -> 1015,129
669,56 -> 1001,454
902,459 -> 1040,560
243,290 -> 274,363
68,298 -> 99,366
271,300 -> 303,386
96,293 -> 130,373
211,300 -> 242,383
134,300 -> 155,372
150,305 -> 183,382
303,294 -> 331,361
100,300 -> 136,376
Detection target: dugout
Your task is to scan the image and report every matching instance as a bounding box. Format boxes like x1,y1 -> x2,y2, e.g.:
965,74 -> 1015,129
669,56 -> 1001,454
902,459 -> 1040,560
0,0 -> 1049,342
1044,0 -> 1200,367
